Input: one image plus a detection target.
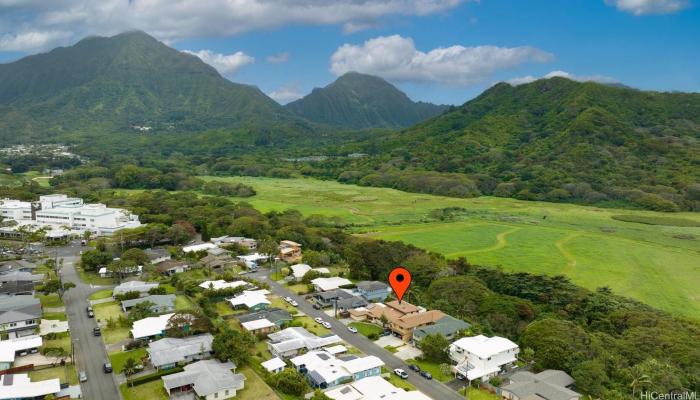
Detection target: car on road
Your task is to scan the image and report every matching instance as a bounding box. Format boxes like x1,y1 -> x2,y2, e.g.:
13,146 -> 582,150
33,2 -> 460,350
322,321 -> 332,329
284,296 -> 293,302
86,306 -> 94,318
93,327 -> 101,336
79,371 -> 87,382
420,371 -> 433,380
289,300 -> 299,307
394,368 -> 408,379
408,364 -> 421,372
347,326 -> 358,333
103,362 -> 113,373
312,303 -> 322,310
314,317 -> 324,324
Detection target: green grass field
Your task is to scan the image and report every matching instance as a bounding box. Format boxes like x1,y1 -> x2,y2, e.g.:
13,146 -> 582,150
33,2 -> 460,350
134,176 -> 700,318
109,348 -> 147,373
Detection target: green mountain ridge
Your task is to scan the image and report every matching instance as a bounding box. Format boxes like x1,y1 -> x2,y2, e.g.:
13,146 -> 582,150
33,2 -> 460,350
286,72 -> 448,129
325,77 -> 700,211
0,30 -> 311,142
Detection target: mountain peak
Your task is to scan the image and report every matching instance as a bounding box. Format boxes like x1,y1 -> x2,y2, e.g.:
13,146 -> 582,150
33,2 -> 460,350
286,72 -> 448,129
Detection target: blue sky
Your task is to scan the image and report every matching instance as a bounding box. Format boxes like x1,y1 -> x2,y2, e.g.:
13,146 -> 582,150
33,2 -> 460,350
0,0 -> 698,105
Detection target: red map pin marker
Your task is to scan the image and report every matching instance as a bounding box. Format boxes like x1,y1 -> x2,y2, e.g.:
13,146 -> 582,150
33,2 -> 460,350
388,267 -> 412,304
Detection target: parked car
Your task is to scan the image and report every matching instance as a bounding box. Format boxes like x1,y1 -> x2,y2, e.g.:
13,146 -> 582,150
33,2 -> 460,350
347,326 -> 358,334
456,373 -> 466,381
284,296 -> 293,303
103,363 -> 113,373
394,368 -> 408,379
93,327 -> 101,336
289,300 -> 299,307
420,371 -> 432,380
314,317 -> 324,324
312,303 -> 322,310
408,364 -> 421,372
322,321 -> 332,329
86,306 -> 94,318
79,371 -> 87,382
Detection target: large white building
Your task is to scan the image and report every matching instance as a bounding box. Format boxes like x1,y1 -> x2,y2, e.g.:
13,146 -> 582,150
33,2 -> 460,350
449,335 -> 519,381
0,194 -> 141,236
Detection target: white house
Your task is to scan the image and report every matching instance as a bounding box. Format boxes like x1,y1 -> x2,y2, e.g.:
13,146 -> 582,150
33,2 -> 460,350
0,373 -> 60,399
198,280 -> 250,291
237,253 -> 268,269
161,359 -> 245,400
182,243 -> 217,253
311,277 -> 352,292
227,289 -> 271,311
261,357 -> 286,374
131,313 -> 174,340
0,199 -> 33,222
325,376 -> 432,400
267,327 -> 342,359
148,333 -> 214,370
113,280 -> 158,296
449,335 -> 519,381
0,335 -> 42,370
0,295 -> 42,338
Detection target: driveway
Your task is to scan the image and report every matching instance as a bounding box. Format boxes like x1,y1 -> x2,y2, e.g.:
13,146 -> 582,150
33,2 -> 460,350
374,335 -> 404,348
255,271 -> 463,400
395,344 -> 422,361
59,241 -> 122,400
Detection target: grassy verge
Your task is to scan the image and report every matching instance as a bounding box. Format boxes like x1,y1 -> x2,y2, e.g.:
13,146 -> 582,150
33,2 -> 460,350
109,348 -> 148,373
29,364 -> 78,385
349,322 -> 383,338
120,380 -> 168,400
42,312 -> 67,321
405,358 -> 453,382
38,293 -> 63,308
94,301 -> 123,321
89,289 -> 114,300
458,387 -> 502,400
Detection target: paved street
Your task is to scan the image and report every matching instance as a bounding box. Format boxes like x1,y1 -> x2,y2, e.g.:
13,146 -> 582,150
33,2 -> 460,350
58,242 -> 122,400
255,272 -> 465,400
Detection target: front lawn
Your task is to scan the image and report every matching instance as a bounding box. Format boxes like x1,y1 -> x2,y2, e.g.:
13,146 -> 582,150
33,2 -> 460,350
42,312 -> 67,321
268,297 -> 298,314
405,358 -> 452,382
291,316 -> 330,336
214,301 -> 236,316
104,327 -> 131,345
120,380 -> 168,400
29,364 -> 78,385
458,387 -> 501,400
77,267 -> 117,285
286,284 -> 310,295
38,293 -> 63,308
93,301 -> 123,321
42,332 -> 71,354
89,289 -> 114,300
237,366 -> 280,400
109,348 -> 147,373
349,322 -> 383,338
174,295 -> 195,311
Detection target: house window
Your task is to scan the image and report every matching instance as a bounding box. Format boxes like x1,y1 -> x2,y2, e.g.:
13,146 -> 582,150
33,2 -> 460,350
225,390 -> 229,395
9,322 -> 17,327
26,319 -> 35,324
214,393 -> 218,398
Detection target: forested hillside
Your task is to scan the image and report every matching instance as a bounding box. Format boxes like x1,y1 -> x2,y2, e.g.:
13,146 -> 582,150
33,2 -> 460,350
286,72 -> 447,129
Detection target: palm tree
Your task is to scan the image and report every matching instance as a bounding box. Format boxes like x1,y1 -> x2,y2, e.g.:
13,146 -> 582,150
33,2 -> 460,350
123,357 -> 138,387
630,373 -> 652,398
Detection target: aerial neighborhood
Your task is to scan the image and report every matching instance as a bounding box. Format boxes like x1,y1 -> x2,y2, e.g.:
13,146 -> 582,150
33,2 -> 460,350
0,191 -> 656,400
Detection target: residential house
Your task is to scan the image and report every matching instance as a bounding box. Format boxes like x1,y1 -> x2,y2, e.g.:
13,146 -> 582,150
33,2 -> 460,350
182,243 -> 217,253
279,240 -> 302,263
112,280 -> 158,296
227,289 -> 271,311
289,264 -> 312,281
0,271 -> 42,295
501,370 -> 582,400
162,359 -> 245,400
211,236 -> 257,250
241,319 -> 276,336
0,335 -> 42,370
0,295 -> 41,338
325,376 -> 432,400
0,373 -> 60,399
145,248 -> 171,265
311,277 -> 352,292
121,294 -> 176,313
99,264 -> 143,278
236,253 -> 268,270
154,260 -> 189,276
412,315 -> 471,343
237,308 -> 291,329
360,300 -> 445,341
261,357 -> 285,374
131,313 -> 174,340
290,351 -> 384,389
148,333 -> 214,370
267,327 -> 342,359
449,335 -> 519,381
198,280 -> 250,291
353,281 -> 391,302
313,289 -> 368,311
0,260 -> 37,274
199,247 -> 236,270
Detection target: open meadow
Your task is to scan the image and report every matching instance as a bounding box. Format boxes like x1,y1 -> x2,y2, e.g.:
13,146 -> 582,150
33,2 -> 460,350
165,176 -> 700,317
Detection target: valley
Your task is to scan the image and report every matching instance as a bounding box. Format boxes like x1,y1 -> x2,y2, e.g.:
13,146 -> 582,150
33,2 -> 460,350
194,176 -> 700,318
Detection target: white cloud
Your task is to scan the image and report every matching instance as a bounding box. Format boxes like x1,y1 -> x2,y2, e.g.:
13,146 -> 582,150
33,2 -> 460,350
605,0 -> 690,15
268,84 -> 304,104
330,35 -> 553,85
0,30 -> 72,52
266,52 -> 290,64
505,70 -> 618,86
182,49 -> 254,75
0,0 -> 465,53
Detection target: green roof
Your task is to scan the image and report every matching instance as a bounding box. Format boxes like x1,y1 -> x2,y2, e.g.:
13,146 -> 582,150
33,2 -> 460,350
413,315 -> 470,340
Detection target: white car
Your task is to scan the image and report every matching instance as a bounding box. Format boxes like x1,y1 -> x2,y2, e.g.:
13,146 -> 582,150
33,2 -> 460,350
289,300 -> 299,307
314,317 -> 324,324
347,326 -> 358,333
394,368 -> 408,379
284,296 -> 293,303
322,321 -> 332,329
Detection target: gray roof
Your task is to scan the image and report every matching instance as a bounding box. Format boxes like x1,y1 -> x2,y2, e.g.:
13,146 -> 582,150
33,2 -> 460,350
0,295 -> 41,324
0,271 -> 43,282
237,308 -> 291,325
316,289 -> 355,301
413,315 -> 471,339
356,281 -> 389,291
336,295 -> 368,310
121,295 -> 175,311
0,260 -> 37,272
145,248 -> 170,260
503,370 -> 580,400
148,333 -> 213,367
113,281 -> 158,295
162,359 -> 245,396
0,281 -> 36,295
